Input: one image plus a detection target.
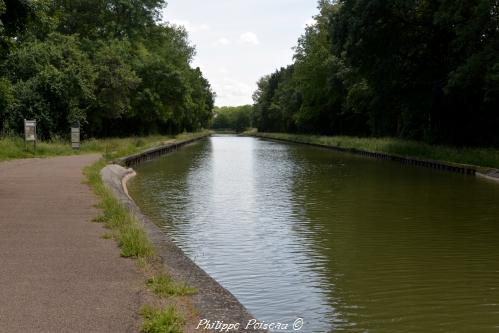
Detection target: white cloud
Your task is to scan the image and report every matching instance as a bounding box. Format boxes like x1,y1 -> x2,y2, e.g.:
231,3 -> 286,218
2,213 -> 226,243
162,0 -> 320,106
169,19 -> 210,33
214,37 -> 230,46
218,67 -> 229,74
213,78 -> 255,105
239,32 -> 260,46
199,24 -> 210,31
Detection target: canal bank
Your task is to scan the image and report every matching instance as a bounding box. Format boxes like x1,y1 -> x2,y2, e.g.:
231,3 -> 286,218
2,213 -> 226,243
248,132 -> 499,183
101,135 -> 267,333
116,135 -> 212,168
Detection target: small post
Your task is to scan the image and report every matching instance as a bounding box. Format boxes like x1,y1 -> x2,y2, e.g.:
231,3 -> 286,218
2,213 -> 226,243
24,119 -> 37,152
71,121 -> 80,150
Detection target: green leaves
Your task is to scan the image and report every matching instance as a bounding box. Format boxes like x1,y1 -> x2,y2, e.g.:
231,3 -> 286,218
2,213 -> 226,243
93,40 -> 141,119
0,0 -> 214,139
212,105 -> 252,132
5,33 -> 95,138
253,0 -> 499,146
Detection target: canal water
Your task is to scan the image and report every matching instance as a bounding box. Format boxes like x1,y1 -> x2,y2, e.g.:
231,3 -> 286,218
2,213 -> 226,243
128,136 -> 499,333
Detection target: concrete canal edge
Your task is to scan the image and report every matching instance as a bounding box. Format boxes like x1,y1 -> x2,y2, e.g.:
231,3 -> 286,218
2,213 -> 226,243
476,170 -> 499,184
249,132 -> 499,183
101,136 -> 268,333
117,134 -> 209,167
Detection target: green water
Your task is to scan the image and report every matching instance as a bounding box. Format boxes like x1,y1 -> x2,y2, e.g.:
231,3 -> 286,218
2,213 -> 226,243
128,136 -> 499,333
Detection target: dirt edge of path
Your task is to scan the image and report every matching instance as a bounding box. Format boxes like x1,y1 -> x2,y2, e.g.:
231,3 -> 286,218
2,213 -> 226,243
101,164 -> 268,333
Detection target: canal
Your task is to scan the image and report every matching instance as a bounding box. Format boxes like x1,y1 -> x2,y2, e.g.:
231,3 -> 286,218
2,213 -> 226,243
128,136 -> 499,333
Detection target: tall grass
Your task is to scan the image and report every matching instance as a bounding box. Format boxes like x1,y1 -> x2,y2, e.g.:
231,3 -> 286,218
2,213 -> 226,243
252,132 -> 499,169
0,136 -> 75,160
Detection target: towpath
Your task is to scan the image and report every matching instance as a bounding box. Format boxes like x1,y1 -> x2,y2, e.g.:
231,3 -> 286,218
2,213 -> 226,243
0,155 -> 143,333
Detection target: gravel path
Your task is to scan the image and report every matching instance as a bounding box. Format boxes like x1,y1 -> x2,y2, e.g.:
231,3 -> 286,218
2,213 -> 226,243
0,155 -> 143,333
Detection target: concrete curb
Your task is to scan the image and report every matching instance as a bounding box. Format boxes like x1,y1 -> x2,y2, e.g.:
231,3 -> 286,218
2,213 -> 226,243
476,171 -> 499,183
101,164 -> 267,333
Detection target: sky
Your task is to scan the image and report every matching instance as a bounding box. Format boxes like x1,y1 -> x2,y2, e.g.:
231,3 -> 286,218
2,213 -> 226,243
161,1 -> 319,106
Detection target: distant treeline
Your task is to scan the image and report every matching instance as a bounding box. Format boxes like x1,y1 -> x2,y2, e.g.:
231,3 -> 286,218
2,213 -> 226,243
212,105 -> 252,133
253,0 -> 499,146
0,1 -> 214,139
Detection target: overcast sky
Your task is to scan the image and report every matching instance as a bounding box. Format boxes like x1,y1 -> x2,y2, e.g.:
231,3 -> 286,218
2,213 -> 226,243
161,1 -> 318,106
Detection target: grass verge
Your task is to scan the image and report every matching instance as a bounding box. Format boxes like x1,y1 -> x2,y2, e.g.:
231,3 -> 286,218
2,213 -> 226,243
147,275 -> 197,297
82,132 -> 205,332
251,132 -> 499,169
0,131 -> 210,161
140,305 -> 184,333
84,159 -> 154,259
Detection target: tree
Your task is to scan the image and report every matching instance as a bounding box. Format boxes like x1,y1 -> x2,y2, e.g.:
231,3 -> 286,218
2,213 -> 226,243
332,0 -> 499,144
51,0 -> 166,39
0,0 -> 215,138
253,0 -> 499,146
212,105 -> 252,133
88,40 -> 141,136
4,33 -> 95,138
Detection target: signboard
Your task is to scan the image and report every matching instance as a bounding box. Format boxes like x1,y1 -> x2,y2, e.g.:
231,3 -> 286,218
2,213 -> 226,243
71,122 -> 80,149
24,120 -> 36,142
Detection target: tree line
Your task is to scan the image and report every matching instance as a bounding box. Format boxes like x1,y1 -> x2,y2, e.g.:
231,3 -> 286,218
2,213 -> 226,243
253,0 -> 499,146
0,0 -> 214,139
212,105 -> 252,133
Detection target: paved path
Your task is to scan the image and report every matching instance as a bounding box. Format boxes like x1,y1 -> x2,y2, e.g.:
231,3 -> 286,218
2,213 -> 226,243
0,155 -> 143,333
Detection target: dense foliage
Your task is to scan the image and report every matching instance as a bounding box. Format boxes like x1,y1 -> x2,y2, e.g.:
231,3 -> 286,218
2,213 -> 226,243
212,105 -> 252,132
253,0 -> 499,146
0,0 -> 214,139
